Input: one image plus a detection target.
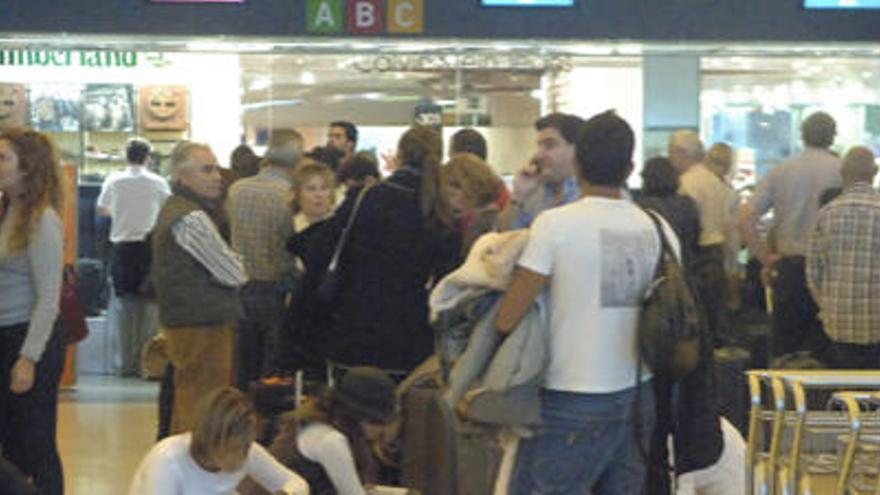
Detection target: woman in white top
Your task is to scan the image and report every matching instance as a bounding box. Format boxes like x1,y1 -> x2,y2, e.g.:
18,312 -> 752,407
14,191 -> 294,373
129,387 -> 309,495
241,367 -> 399,495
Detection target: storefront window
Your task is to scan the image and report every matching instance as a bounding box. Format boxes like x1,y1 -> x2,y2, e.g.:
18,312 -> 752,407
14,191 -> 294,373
702,56 -> 880,189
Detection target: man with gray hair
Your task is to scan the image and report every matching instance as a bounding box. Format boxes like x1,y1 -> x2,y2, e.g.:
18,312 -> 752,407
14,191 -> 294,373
670,130 -> 738,345
807,146 -> 880,368
227,129 -> 303,389
739,112 -> 842,360
152,141 -> 247,433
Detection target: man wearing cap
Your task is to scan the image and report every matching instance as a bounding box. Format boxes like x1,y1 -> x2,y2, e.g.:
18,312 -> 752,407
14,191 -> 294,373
807,146 -> 880,369
227,129 -> 303,389
739,112 -> 842,360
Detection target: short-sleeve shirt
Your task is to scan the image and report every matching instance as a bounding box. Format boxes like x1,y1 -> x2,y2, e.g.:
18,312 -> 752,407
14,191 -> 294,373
518,196 -> 679,393
97,166 -> 171,243
749,148 -> 841,257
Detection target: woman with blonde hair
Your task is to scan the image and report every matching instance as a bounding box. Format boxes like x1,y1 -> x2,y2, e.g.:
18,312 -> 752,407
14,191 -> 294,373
442,152 -> 505,255
129,387 -> 308,495
291,161 -> 336,233
0,128 -> 65,495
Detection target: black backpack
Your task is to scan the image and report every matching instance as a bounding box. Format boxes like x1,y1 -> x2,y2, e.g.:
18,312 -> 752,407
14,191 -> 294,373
638,209 -> 704,381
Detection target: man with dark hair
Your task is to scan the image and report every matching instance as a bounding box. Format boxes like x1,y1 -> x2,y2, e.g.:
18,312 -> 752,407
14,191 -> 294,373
327,120 -> 358,162
496,110 -> 675,494
449,127 -> 488,161
97,137 -> 170,376
498,112 -> 583,230
739,111 -> 842,360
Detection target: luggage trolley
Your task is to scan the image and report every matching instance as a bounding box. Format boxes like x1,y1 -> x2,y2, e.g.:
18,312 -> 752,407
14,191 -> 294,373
828,391 -> 880,495
747,371 -> 880,495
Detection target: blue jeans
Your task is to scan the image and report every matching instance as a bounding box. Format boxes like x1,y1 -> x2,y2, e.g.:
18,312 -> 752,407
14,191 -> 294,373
511,382 -> 656,495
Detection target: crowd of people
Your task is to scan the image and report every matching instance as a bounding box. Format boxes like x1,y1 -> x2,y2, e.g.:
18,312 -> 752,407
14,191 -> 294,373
1,105 -> 878,494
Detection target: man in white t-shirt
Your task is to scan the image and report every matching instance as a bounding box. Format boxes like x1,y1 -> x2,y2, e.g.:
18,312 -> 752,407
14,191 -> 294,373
496,110 -> 678,495
97,137 -> 170,376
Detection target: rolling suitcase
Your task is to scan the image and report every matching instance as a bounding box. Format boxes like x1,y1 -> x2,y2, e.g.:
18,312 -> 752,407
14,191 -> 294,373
399,359 -> 502,495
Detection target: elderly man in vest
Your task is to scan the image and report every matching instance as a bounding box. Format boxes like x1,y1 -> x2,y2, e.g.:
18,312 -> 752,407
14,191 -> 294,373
152,141 -> 247,433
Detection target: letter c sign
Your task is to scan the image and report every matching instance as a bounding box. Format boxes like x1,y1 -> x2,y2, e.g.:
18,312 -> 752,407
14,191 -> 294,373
387,0 -> 423,34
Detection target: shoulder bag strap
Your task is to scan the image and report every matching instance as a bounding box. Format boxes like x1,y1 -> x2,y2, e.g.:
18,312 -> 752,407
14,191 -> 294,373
327,185 -> 373,272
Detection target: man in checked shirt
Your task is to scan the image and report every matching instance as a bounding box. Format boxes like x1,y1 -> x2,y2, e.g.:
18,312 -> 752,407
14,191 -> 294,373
152,141 -> 248,433
807,146 -> 880,369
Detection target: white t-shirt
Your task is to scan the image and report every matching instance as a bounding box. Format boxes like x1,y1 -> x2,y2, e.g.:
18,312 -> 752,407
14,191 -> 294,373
97,166 -> 170,242
518,196 -> 680,393
128,433 -> 308,495
297,423 -> 367,495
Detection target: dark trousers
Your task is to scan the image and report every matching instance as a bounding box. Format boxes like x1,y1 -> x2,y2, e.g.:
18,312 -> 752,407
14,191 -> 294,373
692,245 -> 726,348
828,342 -> 880,369
237,281 -> 288,390
0,323 -> 65,495
0,455 -> 37,495
771,256 -> 831,360
110,240 -> 151,297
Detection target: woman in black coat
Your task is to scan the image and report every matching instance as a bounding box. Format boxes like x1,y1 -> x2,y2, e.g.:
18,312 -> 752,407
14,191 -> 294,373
315,127 -> 460,372
636,156 -> 702,269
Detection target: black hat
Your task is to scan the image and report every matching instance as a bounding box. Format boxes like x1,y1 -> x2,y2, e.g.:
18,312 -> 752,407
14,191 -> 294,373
336,367 -> 397,424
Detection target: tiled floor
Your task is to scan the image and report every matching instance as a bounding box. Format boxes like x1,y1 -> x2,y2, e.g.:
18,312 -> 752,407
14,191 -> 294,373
58,375 -> 159,495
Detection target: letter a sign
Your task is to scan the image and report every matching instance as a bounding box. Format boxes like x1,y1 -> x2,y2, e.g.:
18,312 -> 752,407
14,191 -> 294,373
307,0 -> 343,33
347,0 -> 384,34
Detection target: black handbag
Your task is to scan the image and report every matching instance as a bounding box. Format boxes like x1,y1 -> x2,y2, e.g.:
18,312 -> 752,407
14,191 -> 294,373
313,185 -> 373,304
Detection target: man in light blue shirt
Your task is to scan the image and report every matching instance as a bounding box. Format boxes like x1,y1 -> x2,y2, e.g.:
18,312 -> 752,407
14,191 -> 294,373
498,113 -> 584,230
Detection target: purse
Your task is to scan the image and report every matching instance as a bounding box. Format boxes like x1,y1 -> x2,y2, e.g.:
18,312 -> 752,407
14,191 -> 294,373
313,185 -> 373,304
60,264 -> 90,345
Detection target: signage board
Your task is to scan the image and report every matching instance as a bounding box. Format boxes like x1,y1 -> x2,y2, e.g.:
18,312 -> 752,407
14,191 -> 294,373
805,0 -> 880,8
151,0 -> 245,3
481,0 -> 574,6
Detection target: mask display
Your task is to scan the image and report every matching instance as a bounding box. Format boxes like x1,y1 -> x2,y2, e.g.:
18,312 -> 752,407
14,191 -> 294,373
139,85 -> 188,131
0,83 -> 28,129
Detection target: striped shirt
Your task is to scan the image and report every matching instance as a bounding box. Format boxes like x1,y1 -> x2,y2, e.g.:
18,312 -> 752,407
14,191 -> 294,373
171,211 -> 247,287
806,183 -> 880,344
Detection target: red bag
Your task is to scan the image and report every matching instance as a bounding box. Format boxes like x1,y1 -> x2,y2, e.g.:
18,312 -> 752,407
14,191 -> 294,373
60,265 -> 89,345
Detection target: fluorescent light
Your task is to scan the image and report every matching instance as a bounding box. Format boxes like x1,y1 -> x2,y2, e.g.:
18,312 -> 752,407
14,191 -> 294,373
300,71 -> 316,85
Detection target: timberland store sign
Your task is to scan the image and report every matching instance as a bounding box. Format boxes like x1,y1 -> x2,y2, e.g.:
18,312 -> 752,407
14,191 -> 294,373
0,49 -> 138,68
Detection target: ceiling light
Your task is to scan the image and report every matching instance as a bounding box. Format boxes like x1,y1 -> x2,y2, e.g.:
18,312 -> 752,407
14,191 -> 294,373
248,77 -> 270,91
300,71 -> 316,85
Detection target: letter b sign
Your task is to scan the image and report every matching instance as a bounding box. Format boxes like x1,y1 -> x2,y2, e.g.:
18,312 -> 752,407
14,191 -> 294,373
347,0 -> 384,34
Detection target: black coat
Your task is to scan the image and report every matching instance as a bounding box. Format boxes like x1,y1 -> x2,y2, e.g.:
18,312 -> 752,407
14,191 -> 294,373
635,193 -> 702,269
288,169 -> 461,372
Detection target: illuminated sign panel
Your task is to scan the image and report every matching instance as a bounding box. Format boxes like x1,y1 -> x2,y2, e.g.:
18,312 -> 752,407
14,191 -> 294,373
805,0 -> 880,8
481,0 -> 574,6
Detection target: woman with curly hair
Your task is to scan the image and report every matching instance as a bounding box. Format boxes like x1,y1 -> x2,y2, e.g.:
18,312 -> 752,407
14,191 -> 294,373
0,128 -> 66,495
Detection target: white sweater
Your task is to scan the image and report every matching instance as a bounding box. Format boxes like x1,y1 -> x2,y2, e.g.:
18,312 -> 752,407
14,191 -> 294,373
128,434 -> 309,495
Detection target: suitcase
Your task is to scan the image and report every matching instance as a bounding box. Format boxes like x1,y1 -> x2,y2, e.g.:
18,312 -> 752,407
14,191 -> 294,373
714,346 -> 751,436
76,257 -> 108,315
399,359 -> 502,495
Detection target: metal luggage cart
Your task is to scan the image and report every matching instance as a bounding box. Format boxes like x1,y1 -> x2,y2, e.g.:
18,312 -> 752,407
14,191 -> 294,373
828,391 -> 880,495
747,370 -> 880,495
